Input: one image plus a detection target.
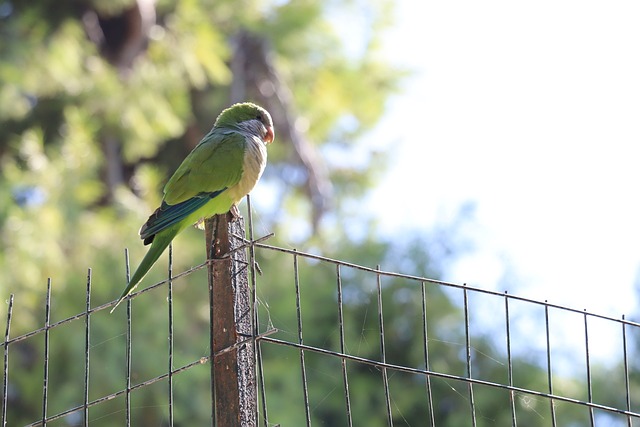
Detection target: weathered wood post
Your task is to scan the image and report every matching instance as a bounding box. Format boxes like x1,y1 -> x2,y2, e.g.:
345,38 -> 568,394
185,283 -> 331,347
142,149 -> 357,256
205,213 -> 256,426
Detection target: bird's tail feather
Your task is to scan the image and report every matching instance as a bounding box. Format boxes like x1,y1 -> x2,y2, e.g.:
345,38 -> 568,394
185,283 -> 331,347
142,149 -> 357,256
110,226 -> 180,313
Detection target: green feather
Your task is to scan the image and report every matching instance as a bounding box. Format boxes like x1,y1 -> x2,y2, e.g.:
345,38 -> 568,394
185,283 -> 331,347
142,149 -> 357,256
110,190 -> 238,312
111,225 -> 180,312
141,191 -> 226,243
163,130 -> 246,204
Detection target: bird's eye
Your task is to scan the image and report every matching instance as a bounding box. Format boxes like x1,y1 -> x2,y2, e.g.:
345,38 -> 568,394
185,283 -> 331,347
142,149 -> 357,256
256,114 -> 262,121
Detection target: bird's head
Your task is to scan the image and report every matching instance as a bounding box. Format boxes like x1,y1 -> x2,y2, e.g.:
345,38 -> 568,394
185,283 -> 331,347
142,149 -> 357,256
215,102 -> 275,145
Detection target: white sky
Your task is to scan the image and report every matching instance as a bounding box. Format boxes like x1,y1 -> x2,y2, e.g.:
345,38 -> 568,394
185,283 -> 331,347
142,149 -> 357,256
366,1 -> 640,318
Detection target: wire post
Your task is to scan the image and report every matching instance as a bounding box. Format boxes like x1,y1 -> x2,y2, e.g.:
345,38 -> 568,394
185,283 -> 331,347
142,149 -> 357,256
583,310 -> 595,426
421,282 -> 435,427
463,286 -> 477,427
167,243 -> 174,427
2,295 -> 13,427
376,266 -> 393,427
622,315 -> 633,427
337,266 -> 353,427
293,250 -> 311,427
124,250 -> 132,427
205,212 -> 256,427
545,303 -> 557,427
83,269 -> 91,426
504,292 -> 517,427
246,195 -> 269,427
41,279 -> 51,426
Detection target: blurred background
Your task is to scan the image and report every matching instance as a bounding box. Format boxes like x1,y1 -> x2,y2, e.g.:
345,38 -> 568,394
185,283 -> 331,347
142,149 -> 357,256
1,0 -> 639,424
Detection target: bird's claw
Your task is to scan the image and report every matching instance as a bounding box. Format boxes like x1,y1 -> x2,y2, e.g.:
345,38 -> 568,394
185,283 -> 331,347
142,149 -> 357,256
229,205 -> 241,221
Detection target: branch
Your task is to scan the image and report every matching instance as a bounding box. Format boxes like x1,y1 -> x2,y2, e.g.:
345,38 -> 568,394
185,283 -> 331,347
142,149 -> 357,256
231,31 -> 333,230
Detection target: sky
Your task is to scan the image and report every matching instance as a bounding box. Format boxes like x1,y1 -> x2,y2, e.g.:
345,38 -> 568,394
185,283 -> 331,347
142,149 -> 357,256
365,1 -> 640,320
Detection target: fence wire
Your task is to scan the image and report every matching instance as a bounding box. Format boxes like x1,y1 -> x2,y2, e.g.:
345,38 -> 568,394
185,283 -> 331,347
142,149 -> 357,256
1,209 -> 639,426
252,242 -> 640,427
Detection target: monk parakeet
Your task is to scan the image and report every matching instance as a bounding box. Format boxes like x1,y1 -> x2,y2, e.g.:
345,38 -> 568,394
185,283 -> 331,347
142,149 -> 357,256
111,102 -> 274,312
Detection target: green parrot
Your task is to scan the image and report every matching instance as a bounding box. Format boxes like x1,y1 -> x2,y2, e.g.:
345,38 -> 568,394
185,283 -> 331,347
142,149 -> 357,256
111,102 -> 274,312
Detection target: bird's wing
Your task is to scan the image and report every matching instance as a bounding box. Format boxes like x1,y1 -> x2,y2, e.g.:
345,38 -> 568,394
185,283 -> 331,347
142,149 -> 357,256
164,129 -> 246,204
139,130 -> 245,241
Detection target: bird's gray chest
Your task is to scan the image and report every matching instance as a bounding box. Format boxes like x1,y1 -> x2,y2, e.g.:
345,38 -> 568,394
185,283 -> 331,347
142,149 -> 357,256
229,135 -> 267,202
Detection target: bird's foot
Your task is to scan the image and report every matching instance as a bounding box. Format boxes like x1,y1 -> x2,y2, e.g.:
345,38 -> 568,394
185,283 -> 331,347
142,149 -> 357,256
194,218 -> 206,230
229,204 -> 241,221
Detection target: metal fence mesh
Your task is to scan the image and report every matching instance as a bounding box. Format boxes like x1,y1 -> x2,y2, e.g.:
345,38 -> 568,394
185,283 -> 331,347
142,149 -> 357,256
1,211 -> 639,426
253,243 -> 640,427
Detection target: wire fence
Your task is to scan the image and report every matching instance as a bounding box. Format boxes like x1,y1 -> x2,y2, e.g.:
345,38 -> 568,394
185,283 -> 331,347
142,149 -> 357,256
1,203 -> 640,426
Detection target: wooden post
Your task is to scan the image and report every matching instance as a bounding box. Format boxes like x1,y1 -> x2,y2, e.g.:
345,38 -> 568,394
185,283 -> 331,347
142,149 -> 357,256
205,213 -> 256,427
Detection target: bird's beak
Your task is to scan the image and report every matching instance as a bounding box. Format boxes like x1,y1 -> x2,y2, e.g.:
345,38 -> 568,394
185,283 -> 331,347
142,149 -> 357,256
264,126 -> 275,144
